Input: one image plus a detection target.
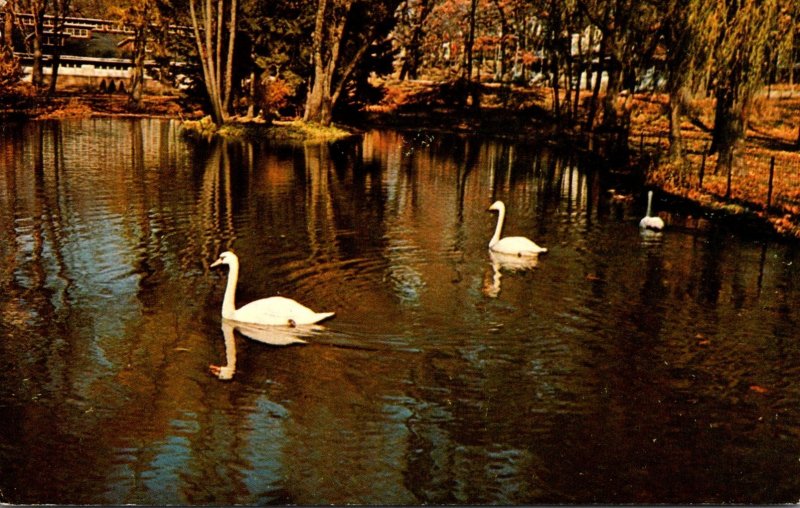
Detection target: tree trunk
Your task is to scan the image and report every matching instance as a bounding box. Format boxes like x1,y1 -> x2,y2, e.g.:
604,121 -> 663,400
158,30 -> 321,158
222,0 -> 237,113
304,0 -> 332,124
2,0 -> 14,49
584,37 -> 605,132
399,0 -> 430,81
710,83 -> 747,174
463,0 -> 477,107
128,24 -> 147,108
30,0 -> 47,89
46,0 -> 70,97
246,69 -> 256,117
490,0 -> 507,80
600,61 -> 618,128
305,57 -> 334,125
189,0 -> 234,124
304,0 -> 373,125
667,91 -> 683,158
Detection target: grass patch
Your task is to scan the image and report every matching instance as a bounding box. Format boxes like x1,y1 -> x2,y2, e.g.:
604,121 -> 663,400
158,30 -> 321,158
181,117 -> 355,143
265,120 -> 354,142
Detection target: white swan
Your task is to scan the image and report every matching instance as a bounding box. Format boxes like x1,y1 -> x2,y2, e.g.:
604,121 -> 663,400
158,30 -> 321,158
211,251 -> 335,326
488,200 -> 547,256
639,190 -> 665,230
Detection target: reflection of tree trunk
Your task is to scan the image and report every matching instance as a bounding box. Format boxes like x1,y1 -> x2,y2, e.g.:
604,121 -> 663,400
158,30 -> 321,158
455,139 -> 479,224
221,141 -> 235,248
45,122 -> 68,287
199,142 -> 223,262
303,143 -> 338,260
31,123 -> 48,294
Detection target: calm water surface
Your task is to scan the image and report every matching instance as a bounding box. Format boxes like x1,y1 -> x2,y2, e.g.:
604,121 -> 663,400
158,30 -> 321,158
1,118 -> 800,504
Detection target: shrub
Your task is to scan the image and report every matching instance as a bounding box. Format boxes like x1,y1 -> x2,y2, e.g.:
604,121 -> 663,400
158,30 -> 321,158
257,76 -> 292,118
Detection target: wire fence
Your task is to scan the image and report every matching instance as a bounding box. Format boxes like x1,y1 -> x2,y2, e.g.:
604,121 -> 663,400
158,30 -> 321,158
637,132 -> 800,216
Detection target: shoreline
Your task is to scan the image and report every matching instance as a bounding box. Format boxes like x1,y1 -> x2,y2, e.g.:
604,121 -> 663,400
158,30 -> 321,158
3,89 -> 799,242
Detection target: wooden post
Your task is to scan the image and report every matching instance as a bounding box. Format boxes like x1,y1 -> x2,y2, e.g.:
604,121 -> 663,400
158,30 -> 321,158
725,152 -> 733,199
766,156 -> 775,210
699,150 -> 707,189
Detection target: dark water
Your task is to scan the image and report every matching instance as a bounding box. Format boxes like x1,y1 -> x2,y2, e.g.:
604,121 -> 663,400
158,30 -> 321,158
1,118 -> 800,504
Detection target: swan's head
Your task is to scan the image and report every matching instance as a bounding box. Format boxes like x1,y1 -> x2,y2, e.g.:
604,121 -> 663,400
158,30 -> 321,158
488,200 -> 505,213
211,251 -> 238,268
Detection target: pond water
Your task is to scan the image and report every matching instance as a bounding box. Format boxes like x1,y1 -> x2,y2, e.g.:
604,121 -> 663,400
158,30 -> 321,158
1,118 -> 800,504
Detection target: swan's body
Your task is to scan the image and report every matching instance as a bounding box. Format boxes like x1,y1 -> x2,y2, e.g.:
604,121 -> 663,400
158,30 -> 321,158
211,251 -> 335,326
488,200 -> 547,256
639,190 -> 665,231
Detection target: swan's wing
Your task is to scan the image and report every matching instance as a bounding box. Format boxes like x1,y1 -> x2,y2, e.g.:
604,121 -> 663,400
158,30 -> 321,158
236,296 -> 334,325
494,236 -> 547,255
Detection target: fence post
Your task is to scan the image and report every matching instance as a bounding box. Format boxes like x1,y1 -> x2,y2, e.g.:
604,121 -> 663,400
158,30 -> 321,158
698,147 -> 707,189
725,151 -> 733,200
766,156 -> 775,211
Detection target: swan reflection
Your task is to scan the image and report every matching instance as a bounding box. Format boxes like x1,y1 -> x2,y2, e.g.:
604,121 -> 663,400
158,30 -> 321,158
210,320 -> 320,380
483,250 -> 540,298
639,227 -> 664,245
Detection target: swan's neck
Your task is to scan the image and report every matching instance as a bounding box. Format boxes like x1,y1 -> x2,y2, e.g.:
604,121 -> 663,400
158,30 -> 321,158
221,263 -> 238,320
646,192 -> 653,217
490,207 -> 505,248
